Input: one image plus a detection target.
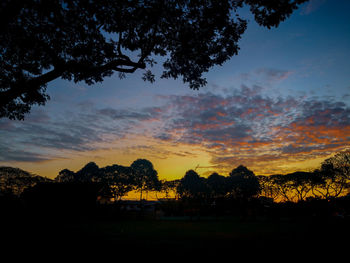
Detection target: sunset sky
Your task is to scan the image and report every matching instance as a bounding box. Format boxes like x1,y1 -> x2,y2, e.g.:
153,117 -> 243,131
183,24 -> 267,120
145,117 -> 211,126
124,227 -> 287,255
1,0 -> 350,180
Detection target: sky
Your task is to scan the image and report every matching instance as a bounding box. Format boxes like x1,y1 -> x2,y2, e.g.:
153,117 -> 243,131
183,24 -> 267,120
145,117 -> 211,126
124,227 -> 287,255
1,0 -> 350,180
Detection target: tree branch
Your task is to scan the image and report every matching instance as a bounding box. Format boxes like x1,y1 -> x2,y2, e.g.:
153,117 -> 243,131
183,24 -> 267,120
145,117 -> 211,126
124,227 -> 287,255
0,58 -> 146,108
0,68 -> 63,108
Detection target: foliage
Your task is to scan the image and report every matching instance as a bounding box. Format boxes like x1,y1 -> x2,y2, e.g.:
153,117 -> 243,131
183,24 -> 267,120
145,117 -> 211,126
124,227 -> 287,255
0,0 -> 307,119
257,175 -> 280,200
322,150 -> 350,178
312,150 -> 350,199
177,165 -> 261,202
55,168 -> 76,183
177,170 -> 209,200
2,150 -> 350,204
257,152 -> 350,202
54,162 -> 134,200
99,165 -> 133,201
160,179 -> 180,199
75,162 -> 101,182
55,162 -> 102,183
206,172 -> 229,199
0,166 -> 51,196
131,159 -> 161,200
275,172 -> 316,202
228,165 -> 261,200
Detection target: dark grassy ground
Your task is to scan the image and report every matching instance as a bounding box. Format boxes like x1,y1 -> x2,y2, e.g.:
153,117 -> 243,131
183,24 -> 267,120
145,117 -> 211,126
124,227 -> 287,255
4,214 -> 349,259
64,217 -> 311,247
2,194 -> 350,259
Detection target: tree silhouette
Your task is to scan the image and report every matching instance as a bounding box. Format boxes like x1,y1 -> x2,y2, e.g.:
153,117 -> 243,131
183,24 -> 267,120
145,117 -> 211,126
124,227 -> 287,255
0,0 -> 307,119
206,172 -> 229,200
228,165 -> 260,201
0,166 -> 51,196
55,169 -> 76,183
159,179 -> 180,199
257,175 -> 280,201
177,170 -> 209,200
130,159 -> 160,201
283,172 -> 316,202
55,162 -> 138,200
75,162 -> 101,182
269,174 -> 295,202
313,150 -> 350,199
322,150 -> 350,179
101,165 -> 134,201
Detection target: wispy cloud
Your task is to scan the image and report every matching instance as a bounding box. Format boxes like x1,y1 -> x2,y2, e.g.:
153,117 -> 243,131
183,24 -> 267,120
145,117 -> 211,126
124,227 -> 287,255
1,82 -> 349,175
0,105 -> 164,162
255,68 -> 294,82
236,68 -> 294,89
0,144 -> 52,163
300,0 -> 327,15
153,86 -> 350,173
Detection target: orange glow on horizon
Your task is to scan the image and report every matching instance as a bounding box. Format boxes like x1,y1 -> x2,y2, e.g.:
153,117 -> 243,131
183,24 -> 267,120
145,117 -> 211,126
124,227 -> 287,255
5,140 -> 345,182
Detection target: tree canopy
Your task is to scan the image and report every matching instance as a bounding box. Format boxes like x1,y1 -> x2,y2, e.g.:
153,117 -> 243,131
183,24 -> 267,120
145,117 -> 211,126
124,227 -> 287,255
131,159 -> 160,200
0,0 -> 307,119
177,169 -> 208,200
315,150 -> 350,200
0,166 -> 51,196
228,165 -> 261,200
2,150 -> 350,203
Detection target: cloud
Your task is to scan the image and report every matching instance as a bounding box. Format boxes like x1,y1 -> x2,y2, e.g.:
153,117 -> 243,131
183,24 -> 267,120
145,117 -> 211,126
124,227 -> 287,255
2,84 -> 349,173
160,88 -> 299,146
237,68 -> 293,86
98,108 -> 154,121
0,103 -> 165,162
255,68 -> 294,82
300,0 -> 327,15
119,144 -> 198,160
0,144 -> 52,163
154,86 -> 350,172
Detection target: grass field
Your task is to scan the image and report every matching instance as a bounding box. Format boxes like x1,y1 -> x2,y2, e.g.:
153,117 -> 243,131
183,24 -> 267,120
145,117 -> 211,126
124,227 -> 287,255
3,215 -> 349,258
23,218 -> 350,247
68,218 -> 309,246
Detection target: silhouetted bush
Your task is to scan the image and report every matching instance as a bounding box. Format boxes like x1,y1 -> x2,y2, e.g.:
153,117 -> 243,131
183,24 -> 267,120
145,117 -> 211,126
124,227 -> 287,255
21,182 -> 100,219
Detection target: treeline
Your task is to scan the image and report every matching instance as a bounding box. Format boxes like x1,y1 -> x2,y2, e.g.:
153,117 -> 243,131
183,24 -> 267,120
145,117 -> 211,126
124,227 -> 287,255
54,162 -> 261,203
0,167 -> 51,196
258,150 -> 350,202
55,159 -> 160,201
53,150 -> 350,204
1,151 -> 350,206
